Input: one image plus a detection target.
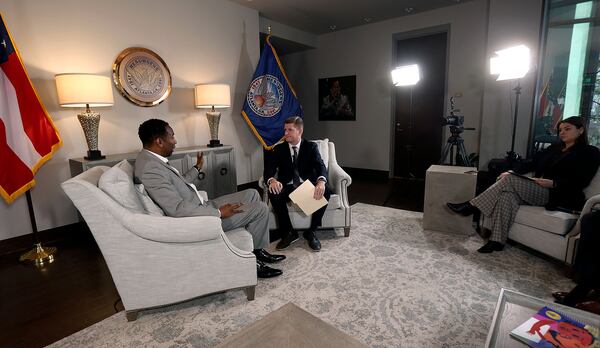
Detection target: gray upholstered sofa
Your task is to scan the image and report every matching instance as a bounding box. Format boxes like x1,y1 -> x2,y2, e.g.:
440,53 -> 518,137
260,139 -> 352,236
61,161 -> 257,321
508,166 -> 600,263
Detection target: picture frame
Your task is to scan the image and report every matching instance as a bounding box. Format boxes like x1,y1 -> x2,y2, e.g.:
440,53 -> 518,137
318,75 -> 356,121
112,47 -> 172,107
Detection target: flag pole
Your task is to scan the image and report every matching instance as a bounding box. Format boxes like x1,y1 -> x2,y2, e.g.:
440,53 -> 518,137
19,190 -> 56,267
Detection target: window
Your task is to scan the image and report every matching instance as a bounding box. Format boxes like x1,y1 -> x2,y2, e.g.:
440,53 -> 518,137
531,0 -> 600,150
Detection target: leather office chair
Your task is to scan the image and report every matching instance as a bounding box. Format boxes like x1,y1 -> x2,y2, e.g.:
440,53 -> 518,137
259,139 -> 352,236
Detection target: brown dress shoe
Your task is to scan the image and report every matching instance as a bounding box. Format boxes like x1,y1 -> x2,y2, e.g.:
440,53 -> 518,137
575,300 -> 600,315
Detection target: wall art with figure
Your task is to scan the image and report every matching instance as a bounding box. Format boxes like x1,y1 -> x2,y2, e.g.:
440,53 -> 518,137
318,75 -> 356,121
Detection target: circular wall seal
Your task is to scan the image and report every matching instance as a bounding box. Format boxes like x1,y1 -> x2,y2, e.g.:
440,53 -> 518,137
112,47 -> 172,107
246,74 -> 284,117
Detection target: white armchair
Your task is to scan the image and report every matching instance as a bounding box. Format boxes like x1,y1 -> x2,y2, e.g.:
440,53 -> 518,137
508,167 -> 600,264
61,164 -> 257,321
259,139 -> 352,236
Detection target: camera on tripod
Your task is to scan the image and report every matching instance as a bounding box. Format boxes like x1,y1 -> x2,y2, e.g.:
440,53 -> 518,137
440,97 -> 476,166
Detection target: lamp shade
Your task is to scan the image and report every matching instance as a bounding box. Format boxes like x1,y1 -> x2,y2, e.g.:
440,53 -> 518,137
490,45 -> 530,81
391,64 -> 420,86
194,84 -> 231,108
55,73 -> 114,107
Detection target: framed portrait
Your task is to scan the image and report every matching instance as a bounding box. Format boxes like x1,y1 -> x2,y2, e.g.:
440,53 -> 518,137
318,75 -> 356,121
112,47 -> 172,107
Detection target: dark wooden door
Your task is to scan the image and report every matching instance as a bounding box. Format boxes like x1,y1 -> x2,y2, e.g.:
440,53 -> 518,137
393,32 -> 447,179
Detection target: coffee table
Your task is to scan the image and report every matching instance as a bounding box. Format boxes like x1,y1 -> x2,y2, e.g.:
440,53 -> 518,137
485,288 -> 600,347
216,302 -> 368,348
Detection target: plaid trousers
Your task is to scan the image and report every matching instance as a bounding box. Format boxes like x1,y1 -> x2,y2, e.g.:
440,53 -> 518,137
471,174 -> 549,243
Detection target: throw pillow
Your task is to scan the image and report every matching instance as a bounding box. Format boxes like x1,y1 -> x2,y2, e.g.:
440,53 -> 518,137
134,183 -> 165,216
98,160 -> 145,213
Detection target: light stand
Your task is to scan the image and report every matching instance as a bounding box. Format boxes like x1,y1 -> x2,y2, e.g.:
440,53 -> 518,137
490,45 -> 531,166
507,80 -> 522,163
391,64 -> 421,179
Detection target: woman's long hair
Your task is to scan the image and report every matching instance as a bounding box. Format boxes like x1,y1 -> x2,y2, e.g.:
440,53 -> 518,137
556,116 -> 589,147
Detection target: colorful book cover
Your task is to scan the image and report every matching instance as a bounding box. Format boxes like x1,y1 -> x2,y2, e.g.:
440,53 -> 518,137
510,306 -> 599,348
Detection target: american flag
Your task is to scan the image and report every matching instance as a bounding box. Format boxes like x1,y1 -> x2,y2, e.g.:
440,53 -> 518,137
0,14 -> 61,203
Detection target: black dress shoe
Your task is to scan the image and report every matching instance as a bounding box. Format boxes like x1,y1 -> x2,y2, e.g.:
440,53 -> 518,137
552,291 -> 569,302
253,249 -> 286,263
304,231 -> 321,252
276,231 -> 299,250
447,201 -> 479,217
257,261 -> 282,278
477,241 -> 504,253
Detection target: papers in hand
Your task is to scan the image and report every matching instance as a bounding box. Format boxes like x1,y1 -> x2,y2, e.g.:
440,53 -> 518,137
508,170 -> 535,181
288,180 -> 328,215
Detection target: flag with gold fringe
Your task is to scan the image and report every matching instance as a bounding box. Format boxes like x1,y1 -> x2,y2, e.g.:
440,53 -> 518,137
0,14 -> 62,204
242,35 -> 302,150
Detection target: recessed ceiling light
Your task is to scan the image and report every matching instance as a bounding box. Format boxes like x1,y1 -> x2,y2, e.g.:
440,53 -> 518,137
405,7 -> 414,13
329,25 -> 337,31
363,17 -> 372,23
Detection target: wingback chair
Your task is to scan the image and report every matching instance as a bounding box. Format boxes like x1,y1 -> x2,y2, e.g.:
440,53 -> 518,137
507,166 -> 600,264
260,139 -> 352,236
61,162 -> 257,321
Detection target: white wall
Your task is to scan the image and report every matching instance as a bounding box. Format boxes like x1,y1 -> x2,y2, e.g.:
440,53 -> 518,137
479,0 -> 544,165
0,0 -> 262,240
282,0 -> 543,172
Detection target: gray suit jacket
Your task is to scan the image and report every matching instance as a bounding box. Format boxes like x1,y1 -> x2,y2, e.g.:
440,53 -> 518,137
134,150 -> 220,217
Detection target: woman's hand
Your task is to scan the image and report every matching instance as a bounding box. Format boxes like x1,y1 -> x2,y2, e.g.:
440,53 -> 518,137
533,178 -> 554,188
497,171 -> 511,180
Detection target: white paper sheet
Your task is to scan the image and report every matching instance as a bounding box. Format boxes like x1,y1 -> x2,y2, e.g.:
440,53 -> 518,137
288,180 -> 328,215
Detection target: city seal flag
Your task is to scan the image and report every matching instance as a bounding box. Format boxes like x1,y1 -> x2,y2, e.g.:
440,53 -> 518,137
242,35 -> 302,150
0,14 -> 62,204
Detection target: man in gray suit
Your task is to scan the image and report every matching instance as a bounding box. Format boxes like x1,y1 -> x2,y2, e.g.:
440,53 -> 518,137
134,119 -> 284,278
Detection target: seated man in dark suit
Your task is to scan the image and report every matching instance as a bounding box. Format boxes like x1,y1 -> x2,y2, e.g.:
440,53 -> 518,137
264,116 -> 330,252
134,118 -> 284,278
553,209 -> 600,313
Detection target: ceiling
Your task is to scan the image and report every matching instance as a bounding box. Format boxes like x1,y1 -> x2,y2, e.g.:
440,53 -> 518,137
230,0 -> 472,35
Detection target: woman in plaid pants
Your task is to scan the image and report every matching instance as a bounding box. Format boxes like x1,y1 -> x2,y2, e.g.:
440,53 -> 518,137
447,117 -> 600,253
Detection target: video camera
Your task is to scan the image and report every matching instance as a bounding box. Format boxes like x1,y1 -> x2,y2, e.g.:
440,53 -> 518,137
443,97 -> 474,135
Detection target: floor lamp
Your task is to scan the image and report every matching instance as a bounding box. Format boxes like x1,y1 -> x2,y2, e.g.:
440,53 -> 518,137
490,45 -> 531,163
391,64 -> 421,178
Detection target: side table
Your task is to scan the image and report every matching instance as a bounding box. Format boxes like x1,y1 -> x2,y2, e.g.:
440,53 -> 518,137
423,165 -> 477,234
485,288 -> 600,347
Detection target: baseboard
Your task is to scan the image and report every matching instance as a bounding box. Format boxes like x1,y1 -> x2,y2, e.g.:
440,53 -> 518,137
0,222 -> 89,257
342,167 -> 389,181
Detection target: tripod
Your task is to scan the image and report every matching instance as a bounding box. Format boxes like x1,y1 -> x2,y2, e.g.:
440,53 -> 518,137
440,128 -> 471,166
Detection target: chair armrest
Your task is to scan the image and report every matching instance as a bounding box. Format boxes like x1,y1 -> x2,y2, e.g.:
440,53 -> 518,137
328,161 -> 352,195
122,213 -> 223,243
258,176 -> 269,202
581,193 -> 600,215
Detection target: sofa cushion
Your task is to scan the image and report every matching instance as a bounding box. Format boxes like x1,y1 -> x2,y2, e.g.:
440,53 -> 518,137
311,139 -> 329,170
134,183 -> 165,216
269,193 -> 341,212
98,160 -> 145,214
514,205 -> 578,236
583,167 -> 600,200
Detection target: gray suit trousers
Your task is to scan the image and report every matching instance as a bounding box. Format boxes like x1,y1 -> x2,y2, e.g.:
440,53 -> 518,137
212,189 -> 270,250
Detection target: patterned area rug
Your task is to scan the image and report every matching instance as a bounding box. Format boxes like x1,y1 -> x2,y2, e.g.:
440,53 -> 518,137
50,203 -> 573,347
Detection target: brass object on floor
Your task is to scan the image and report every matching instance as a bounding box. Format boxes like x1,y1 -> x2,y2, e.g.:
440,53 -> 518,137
19,243 -> 56,267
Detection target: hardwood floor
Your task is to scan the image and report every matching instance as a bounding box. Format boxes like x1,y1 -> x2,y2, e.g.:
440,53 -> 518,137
0,174 -> 422,348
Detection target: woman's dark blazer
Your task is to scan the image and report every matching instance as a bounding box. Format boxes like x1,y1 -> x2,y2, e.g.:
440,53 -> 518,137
521,143 -> 600,210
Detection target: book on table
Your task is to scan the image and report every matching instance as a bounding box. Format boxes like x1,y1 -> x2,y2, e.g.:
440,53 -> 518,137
288,180 -> 328,215
510,306 -> 599,348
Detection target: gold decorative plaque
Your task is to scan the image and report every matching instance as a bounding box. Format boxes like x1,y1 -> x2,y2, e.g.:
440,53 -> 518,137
112,47 -> 172,107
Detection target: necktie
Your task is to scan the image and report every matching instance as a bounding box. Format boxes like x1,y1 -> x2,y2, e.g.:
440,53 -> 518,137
292,146 -> 300,188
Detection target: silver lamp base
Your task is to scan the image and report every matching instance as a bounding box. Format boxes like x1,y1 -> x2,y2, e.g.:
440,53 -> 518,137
78,107 -> 105,160
206,111 -> 222,147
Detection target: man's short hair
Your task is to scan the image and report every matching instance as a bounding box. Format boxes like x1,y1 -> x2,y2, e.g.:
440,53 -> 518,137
138,119 -> 169,146
284,116 -> 303,129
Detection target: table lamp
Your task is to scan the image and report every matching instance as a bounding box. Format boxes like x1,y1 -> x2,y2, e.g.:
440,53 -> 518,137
55,73 -> 114,160
194,84 -> 230,147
